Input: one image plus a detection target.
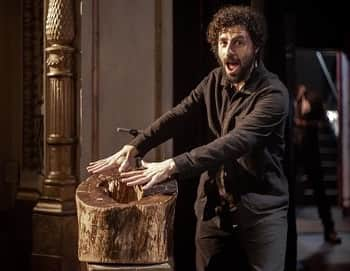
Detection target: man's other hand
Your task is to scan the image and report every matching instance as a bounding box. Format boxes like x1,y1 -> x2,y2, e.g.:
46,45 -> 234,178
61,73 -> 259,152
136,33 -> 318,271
86,145 -> 138,174
120,159 -> 177,190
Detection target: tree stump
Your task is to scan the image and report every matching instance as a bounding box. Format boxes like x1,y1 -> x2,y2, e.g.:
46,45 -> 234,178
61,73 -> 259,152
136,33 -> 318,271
76,173 -> 177,264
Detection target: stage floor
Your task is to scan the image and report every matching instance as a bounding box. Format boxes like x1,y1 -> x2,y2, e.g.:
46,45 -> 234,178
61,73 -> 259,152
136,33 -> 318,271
297,206 -> 350,271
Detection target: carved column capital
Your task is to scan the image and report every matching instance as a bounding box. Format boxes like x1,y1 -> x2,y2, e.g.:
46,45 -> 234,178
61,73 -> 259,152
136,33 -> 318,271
46,45 -> 74,76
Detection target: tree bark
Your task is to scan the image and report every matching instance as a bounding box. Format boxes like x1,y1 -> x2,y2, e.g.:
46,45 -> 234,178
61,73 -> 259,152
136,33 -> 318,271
76,173 -> 177,264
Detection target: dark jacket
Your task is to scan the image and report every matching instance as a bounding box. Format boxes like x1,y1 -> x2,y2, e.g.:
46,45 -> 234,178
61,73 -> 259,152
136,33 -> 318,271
130,62 -> 290,218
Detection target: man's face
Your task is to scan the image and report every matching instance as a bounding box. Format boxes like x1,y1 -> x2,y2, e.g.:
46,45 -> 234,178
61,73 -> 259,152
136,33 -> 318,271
217,25 -> 257,84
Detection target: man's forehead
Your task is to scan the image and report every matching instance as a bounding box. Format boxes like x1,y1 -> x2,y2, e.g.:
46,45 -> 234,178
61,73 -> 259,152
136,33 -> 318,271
219,25 -> 249,37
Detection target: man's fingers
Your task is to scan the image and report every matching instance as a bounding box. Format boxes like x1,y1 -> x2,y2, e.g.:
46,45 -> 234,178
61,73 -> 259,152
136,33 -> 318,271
86,158 -> 109,170
142,178 -> 156,190
125,177 -> 149,186
120,170 -> 143,178
87,161 -> 115,173
142,174 -> 163,190
88,159 -> 104,166
87,163 -> 104,172
87,159 -> 109,170
121,172 -> 146,183
120,170 -> 153,186
88,163 -> 109,173
119,160 -> 171,189
86,162 -> 102,171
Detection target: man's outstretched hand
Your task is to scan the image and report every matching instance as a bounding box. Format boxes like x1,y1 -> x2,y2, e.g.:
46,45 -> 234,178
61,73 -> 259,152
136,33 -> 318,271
86,145 -> 138,174
120,159 -> 177,190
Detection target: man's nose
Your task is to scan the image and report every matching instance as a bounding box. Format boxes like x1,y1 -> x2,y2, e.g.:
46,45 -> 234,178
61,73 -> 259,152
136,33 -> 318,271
226,40 -> 236,55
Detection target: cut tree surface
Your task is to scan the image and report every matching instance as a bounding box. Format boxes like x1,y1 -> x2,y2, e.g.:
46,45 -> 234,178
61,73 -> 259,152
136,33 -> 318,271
76,173 -> 177,264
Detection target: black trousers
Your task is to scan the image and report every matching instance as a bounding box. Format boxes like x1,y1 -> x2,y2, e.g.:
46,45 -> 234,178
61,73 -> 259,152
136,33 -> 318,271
294,133 -> 334,233
195,205 -> 288,271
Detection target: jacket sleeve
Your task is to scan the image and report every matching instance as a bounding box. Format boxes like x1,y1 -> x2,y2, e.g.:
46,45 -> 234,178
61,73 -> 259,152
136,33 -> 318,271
129,76 -> 208,157
173,87 -> 289,178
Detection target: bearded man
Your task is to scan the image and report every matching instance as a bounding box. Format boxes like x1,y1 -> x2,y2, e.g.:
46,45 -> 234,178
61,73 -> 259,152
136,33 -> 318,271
88,5 -> 290,271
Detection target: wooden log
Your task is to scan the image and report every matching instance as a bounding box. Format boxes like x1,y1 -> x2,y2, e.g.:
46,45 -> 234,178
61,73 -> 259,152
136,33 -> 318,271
76,173 -> 177,264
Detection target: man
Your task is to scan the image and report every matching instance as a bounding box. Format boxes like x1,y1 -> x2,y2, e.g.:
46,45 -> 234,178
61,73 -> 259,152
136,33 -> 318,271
293,84 -> 341,244
87,6 -> 290,271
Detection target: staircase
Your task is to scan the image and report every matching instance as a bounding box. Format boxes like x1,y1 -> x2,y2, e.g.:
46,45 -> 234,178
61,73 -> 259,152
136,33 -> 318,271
297,120 -> 339,206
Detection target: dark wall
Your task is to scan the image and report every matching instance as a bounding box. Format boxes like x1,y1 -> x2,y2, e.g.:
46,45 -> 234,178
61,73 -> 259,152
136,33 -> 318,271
0,0 -> 22,209
295,1 -> 349,54
0,1 -> 23,270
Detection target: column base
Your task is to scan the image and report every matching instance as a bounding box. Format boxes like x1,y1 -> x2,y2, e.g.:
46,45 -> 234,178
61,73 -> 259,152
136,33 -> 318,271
32,212 -> 79,271
86,262 -> 172,271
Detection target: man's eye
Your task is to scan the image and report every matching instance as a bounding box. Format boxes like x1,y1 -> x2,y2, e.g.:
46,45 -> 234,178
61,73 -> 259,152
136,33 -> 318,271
235,40 -> 244,46
219,40 -> 228,46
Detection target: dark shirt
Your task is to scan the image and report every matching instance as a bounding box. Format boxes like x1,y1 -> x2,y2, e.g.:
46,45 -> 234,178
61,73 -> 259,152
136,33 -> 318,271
293,90 -> 324,145
130,62 -> 290,218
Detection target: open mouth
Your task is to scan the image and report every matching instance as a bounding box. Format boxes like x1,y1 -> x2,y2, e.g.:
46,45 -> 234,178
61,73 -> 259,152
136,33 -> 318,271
225,60 -> 240,74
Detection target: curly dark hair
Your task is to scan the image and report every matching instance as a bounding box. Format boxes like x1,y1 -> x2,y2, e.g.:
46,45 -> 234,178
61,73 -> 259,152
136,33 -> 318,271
207,5 -> 267,58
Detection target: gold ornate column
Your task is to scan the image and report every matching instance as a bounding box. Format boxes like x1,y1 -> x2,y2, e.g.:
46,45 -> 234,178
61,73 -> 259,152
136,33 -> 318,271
32,0 -> 78,270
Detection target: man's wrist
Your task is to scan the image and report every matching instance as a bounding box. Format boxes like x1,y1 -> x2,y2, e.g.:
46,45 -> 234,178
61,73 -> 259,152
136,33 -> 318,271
124,144 -> 139,156
167,158 -> 177,176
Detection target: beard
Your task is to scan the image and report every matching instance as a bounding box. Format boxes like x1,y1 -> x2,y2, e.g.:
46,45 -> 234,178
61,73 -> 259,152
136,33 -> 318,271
222,54 -> 256,85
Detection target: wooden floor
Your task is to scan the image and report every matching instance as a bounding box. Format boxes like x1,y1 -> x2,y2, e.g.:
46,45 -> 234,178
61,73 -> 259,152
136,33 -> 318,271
297,206 -> 350,271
